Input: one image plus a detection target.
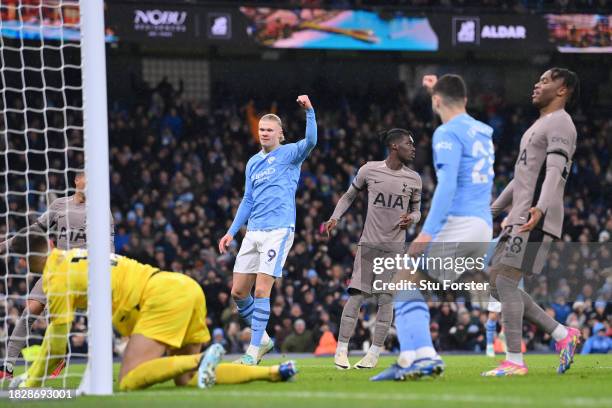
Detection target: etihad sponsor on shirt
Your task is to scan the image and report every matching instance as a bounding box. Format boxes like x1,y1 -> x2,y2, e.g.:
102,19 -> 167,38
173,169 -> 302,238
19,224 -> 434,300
251,167 -> 276,182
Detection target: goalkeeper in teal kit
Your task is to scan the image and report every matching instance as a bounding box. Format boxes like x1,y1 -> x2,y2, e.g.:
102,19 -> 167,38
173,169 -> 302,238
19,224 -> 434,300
218,95 -> 317,365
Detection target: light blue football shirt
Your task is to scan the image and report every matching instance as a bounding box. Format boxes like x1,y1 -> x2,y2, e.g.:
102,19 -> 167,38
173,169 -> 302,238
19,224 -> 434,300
422,113 -> 494,236
228,108 -> 317,235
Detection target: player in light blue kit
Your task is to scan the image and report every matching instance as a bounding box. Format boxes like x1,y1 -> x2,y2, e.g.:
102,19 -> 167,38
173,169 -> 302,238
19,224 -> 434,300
372,74 -> 494,381
218,95 -> 317,365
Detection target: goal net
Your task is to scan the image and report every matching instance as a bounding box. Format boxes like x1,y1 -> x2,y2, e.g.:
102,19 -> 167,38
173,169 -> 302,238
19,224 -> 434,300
0,0 -> 111,394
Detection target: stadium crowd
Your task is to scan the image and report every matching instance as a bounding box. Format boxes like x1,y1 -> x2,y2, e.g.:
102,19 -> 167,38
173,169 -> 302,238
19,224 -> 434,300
1,72 -> 611,359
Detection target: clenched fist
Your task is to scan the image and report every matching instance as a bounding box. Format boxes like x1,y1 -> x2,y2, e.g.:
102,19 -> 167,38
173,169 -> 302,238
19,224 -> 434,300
422,75 -> 438,94
296,95 -> 313,110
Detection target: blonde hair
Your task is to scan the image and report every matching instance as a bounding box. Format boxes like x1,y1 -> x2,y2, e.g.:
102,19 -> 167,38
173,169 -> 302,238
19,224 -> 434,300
260,113 -> 284,142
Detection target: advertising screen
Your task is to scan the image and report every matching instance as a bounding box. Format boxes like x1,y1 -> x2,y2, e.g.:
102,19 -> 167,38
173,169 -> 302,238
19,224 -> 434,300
0,0 -> 116,42
547,14 -> 612,53
239,8 -> 439,51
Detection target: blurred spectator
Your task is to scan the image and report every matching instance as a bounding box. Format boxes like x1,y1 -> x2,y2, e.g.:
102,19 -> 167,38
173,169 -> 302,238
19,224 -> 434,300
553,295 -> 572,324
226,322 -> 245,354
212,328 -> 228,350
436,303 -> 457,350
581,322 -> 611,354
281,319 -> 316,353
70,333 -> 88,355
449,309 -> 485,351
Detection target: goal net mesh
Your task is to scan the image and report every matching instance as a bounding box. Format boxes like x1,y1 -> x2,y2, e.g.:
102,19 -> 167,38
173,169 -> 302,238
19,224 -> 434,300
1,0 -> 87,389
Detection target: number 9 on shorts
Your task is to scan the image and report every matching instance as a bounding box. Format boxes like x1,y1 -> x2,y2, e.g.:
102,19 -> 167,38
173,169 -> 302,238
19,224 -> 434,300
233,228 -> 295,278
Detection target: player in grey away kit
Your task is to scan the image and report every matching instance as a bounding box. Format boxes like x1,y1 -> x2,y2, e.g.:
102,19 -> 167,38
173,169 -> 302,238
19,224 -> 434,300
482,68 -> 581,377
325,129 -> 422,370
0,172 -> 115,379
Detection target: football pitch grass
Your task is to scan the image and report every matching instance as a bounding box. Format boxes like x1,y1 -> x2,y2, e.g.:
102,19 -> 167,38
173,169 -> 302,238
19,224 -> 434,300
4,354 -> 612,408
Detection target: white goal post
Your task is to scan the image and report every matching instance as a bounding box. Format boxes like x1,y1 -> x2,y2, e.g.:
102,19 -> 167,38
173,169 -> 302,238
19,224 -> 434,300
80,0 -> 112,396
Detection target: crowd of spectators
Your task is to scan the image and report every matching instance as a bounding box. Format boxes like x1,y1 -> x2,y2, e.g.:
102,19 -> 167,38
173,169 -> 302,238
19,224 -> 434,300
1,71 -> 611,359
110,73 -> 610,355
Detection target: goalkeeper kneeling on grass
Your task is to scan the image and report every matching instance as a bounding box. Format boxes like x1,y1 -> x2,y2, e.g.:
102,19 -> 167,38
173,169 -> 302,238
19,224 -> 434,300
10,233 -> 297,390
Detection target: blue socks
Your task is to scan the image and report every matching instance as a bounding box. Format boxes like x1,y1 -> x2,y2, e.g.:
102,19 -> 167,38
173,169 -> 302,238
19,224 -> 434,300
250,297 -> 270,348
394,290 -> 437,365
235,294 -> 255,325
237,294 -> 272,358
411,305 -> 434,351
395,299 -> 430,351
486,318 -> 497,346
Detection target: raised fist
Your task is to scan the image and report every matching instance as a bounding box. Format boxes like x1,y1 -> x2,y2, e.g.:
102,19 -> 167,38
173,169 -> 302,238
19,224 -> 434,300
422,75 -> 438,94
296,95 -> 313,110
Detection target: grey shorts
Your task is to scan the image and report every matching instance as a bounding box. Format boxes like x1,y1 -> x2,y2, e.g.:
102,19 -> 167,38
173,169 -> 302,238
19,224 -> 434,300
349,245 -> 400,295
27,278 -> 47,305
492,225 -> 554,276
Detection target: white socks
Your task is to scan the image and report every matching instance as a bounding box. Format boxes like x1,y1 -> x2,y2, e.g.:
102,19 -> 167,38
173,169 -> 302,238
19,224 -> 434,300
415,346 -> 437,360
507,352 -> 524,365
246,331 -> 272,359
504,324 -> 569,366
551,325 -> 569,342
368,345 -> 381,357
398,350 -> 416,368
246,345 -> 259,359
336,341 -> 349,355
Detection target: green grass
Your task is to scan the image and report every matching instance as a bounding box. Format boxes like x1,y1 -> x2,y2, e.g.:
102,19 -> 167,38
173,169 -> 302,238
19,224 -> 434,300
4,354 -> 612,408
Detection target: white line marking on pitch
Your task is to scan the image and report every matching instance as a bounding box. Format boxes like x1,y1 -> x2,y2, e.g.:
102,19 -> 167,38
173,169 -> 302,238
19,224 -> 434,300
118,390 -> 612,406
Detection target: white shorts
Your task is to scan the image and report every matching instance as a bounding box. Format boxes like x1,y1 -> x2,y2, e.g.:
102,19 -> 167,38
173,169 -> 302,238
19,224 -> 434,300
433,215 -> 493,243
427,216 -> 493,282
487,295 -> 502,313
233,228 -> 295,278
